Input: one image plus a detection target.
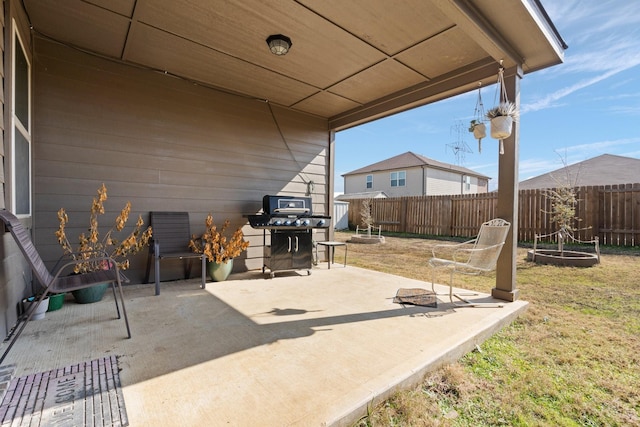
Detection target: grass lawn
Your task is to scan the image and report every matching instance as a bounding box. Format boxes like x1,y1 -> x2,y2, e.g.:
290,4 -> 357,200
332,231 -> 640,427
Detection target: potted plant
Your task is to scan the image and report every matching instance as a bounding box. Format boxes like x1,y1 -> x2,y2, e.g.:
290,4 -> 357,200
55,183 -> 153,303
486,101 -> 518,138
21,295 -> 50,320
47,292 -> 66,312
469,83 -> 487,152
486,101 -> 519,154
189,214 -> 249,282
468,119 -> 486,142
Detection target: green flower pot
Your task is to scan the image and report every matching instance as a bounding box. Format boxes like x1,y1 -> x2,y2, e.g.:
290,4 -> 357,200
47,293 -> 66,311
207,259 -> 234,282
72,283 -> 109,304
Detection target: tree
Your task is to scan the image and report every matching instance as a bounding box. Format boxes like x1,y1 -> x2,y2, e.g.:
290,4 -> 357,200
542,152 -> 581,253
360,198 -> 374,237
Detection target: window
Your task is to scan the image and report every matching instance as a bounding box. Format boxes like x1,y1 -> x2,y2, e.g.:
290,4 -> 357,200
366,175 -> 373,189
464,175 -> 471,191
12,22 -> 31,217
391,171 -> 406,187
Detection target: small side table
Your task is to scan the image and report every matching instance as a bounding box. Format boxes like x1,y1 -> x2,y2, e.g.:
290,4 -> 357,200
316,241 -> 347,269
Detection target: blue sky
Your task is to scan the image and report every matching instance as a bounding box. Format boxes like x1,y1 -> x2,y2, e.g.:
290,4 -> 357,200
334,0 -> 640,193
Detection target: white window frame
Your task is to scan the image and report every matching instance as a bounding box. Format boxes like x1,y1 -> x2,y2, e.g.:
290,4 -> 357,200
366,174 -> 373,189
464,175 -> 471,191
11,19 -> 32,218
390,171 -> 406,187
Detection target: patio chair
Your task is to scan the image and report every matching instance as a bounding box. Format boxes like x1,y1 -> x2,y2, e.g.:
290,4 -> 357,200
0,209 -> 131,365
428,218 -> 510,307
143,212 -> 206,295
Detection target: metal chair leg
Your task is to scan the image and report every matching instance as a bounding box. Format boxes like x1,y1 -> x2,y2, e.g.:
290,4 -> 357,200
201,255 -> 206,289
114,276 -> 132,338
0,291 -> 51,364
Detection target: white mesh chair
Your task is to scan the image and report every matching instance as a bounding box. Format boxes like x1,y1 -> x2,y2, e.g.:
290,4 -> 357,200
429,218 -> 511,307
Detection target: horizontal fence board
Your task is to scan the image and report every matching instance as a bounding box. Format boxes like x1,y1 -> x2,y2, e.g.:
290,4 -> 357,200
346,182 -> 640,246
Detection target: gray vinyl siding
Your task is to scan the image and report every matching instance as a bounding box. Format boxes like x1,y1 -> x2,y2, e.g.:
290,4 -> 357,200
1,0 -> 6,206
31,36 -> 330,283
0,0 -> 35,336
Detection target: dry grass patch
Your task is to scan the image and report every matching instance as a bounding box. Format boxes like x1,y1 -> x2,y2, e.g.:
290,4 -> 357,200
332,232 -> 640,427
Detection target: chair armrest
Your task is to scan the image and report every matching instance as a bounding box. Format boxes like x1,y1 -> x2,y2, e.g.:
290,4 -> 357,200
451,243 -> 505,267
431,239 -> 476,259
51,252 -> 122,282
52,250 -> 110,272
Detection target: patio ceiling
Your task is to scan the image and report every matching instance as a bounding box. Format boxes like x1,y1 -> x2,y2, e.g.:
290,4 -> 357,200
23,0 -> 565,130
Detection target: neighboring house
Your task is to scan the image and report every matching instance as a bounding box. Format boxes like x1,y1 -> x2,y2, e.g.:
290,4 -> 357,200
519,154 -> 640,190
342,151 -> 490,197
0,0 -> 565,336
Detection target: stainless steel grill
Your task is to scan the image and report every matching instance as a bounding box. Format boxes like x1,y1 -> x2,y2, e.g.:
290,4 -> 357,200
248,195 -> 330,230
249,195 -> 331,277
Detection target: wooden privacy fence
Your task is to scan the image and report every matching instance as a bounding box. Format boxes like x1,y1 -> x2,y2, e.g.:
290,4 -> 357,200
346,183 -> 640,246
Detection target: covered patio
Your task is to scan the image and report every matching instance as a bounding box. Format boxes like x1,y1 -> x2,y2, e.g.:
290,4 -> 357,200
0,1 -> 563,424
1,266 -> 526,426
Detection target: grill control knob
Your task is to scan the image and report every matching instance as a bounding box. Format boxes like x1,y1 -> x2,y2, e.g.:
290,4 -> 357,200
294,219 -> 301,226
302,219 -> 310,226
273,219 -> 282,226
284,220 -> 292,226
317,219 -> 325,226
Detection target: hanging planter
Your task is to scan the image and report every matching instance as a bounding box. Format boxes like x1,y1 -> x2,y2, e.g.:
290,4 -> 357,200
468,83 -> 487,153
469,120 -> 486,141
486,65 -> 519,154
489,115 -> 512,139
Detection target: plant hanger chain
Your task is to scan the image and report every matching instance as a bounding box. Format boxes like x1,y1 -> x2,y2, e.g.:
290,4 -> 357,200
493,62 -> 513,155
494,63 -> 510,106
474,83 -> 485,153
474,83 -> 485,121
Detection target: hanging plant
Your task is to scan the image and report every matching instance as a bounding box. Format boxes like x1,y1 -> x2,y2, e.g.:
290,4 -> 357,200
468,83 -> 487,153
487,65 -> 519,154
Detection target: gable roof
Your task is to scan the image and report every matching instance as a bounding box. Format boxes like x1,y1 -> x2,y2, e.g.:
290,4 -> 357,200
519,154 -> 640,190
342,151 -> 490,179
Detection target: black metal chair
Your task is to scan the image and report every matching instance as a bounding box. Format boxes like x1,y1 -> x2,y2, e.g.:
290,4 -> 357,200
143,212 -> 206,295
0,209 -> 131,365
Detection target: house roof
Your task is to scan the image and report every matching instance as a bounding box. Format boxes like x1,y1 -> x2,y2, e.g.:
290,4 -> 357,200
342,151 -> 491,180
519,154 -> 640,190
23,0 -> 565,131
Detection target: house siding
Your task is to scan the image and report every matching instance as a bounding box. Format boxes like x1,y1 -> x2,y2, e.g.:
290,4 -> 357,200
345,166 -> 487,197
426,168 -> 486,195
0,0 -> 36,336
31,36 -> 330,284
345,167 -> 422,197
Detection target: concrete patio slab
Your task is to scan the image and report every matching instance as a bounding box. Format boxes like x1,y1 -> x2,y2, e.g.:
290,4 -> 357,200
0,265 -> 527,426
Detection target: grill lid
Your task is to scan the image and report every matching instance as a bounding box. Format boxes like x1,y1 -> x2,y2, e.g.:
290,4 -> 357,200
263,195 -> 312,216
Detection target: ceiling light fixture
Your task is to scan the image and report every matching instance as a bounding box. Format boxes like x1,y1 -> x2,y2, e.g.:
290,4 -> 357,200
266,34 -> 292,56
